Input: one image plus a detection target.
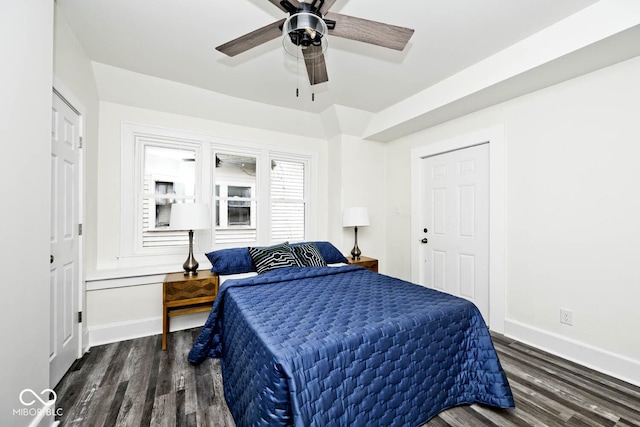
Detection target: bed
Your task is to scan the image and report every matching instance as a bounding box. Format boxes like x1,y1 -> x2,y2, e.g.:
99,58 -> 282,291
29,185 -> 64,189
190,242 -> 514,426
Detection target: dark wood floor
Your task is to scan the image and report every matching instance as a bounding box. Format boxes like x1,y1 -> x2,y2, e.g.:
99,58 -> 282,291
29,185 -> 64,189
54,329 -> 640,426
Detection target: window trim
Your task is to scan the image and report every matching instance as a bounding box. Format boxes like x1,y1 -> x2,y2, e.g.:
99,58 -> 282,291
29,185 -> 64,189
121,124 -> 207,265
120,123 -> 318,269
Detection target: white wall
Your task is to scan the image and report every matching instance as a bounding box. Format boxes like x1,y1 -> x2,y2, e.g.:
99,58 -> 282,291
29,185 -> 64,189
0,2 -> 53,426
385,55 -> 640,385
322,106 -> 388,264
326,134 -> 344,246
91,62 -> 327,141
339,136 -> 387,265
53,1 -> 101,353
384,141 -> 414,280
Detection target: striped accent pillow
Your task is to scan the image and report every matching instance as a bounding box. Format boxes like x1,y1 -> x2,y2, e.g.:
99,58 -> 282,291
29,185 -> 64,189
248,242 -> 301,274
291,243 -> 327,267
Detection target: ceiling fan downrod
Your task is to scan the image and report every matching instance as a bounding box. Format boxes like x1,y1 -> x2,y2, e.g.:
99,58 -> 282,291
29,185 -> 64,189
280,0 -> 324,15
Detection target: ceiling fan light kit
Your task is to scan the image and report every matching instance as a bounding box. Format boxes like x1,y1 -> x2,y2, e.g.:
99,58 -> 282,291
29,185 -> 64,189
282,12 -> 328,58
216,0 -> 414,87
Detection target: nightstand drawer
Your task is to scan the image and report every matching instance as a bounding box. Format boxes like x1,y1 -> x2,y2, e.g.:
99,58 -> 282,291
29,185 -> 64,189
164,277 -> 217,301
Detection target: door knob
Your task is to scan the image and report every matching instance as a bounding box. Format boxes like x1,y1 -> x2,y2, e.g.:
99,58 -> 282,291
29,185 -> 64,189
421,238 -> 428,244
50,255 -> 54,264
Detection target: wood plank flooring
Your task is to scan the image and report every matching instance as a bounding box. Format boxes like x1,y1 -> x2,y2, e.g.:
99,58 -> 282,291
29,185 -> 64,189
54,330 -> 640,426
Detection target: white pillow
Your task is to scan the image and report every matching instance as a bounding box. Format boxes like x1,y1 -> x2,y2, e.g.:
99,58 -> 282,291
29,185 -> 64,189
219,271 -> 258,285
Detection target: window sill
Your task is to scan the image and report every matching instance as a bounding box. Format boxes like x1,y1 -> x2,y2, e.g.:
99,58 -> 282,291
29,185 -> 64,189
87,253 -> 212,291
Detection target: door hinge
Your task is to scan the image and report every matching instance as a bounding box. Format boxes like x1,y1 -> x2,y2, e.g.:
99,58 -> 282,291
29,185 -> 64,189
79,136 -> 83,149
78,311 -> 83,323
78,223 -> 83,236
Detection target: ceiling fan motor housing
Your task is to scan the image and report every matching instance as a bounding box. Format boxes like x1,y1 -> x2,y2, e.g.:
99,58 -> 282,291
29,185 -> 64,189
288,15 -> 324,46
284,7 -> 326,45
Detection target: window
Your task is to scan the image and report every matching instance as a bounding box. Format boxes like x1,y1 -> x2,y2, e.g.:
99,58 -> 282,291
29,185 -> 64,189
142,145 -> 197,247
270,159 -> 306,242
121,123 -> 318,268
214,153 -> 257,245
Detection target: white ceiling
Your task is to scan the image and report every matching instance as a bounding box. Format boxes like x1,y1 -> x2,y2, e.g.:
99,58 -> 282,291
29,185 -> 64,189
57,0 -> 601,115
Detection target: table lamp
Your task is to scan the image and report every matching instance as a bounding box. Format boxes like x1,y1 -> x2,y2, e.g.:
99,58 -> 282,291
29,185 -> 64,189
343,207 -> 370,260
169,203 -> 210,275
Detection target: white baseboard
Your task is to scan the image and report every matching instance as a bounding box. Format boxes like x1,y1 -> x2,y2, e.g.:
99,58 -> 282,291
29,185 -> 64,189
504,319 -> 640,387
82,328 -> 90,354
88,315 -> 640,387
88,312 -> 209,347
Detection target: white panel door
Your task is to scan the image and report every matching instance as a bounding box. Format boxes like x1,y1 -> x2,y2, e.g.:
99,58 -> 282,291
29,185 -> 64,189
420,143 -> 490,321
50,91 -> 80,387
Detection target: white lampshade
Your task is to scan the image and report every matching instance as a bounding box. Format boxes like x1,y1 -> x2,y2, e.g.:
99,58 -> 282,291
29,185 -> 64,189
169,203 -> 210,231
343,207 -> 370,227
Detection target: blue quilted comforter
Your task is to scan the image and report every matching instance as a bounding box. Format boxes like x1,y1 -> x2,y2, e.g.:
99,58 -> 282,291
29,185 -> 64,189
189,266 -> 514,426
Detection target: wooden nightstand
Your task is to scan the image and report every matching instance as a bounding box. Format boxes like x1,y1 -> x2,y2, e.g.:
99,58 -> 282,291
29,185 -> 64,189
162,270 -> 219,350
347,256 -> 378,273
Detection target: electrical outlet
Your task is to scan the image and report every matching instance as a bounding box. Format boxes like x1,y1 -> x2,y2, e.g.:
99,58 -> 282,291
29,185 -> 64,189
560,309 -> 573,326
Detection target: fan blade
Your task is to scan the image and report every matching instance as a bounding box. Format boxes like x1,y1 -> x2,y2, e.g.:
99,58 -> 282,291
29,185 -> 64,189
318,0 -> 337,15
325,12 -> 414,51
302,45 -> 329,85
268,0 -> 300,13
216,19 -> 286,57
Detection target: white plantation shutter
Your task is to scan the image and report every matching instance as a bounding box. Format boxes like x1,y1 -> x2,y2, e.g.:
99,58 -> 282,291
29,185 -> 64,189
141,176 -> 189,248
214,228 -> 258,245
141,198 -> 190,248
271,159 -> 305,242
141,145 -> 197,248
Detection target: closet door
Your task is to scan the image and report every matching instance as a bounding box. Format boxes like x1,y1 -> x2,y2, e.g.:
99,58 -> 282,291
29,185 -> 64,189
50,90 -> 81,387
420,143 -> 489,322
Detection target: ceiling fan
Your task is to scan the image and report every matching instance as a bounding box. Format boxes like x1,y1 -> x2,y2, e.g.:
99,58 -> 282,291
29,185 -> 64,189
216,0 -> 415,85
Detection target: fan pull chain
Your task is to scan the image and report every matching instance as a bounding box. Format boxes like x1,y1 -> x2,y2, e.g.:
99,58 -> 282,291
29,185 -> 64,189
311,55 -> 315,102
296,49 -> 300,98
